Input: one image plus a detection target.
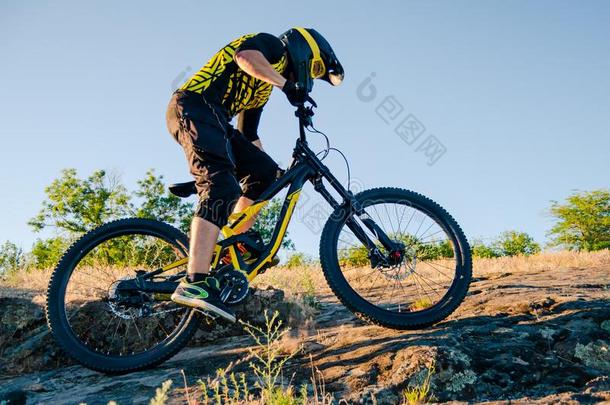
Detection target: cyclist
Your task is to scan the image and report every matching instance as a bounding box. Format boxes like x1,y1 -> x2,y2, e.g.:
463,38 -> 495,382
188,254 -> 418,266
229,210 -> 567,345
166,28 -> 344,321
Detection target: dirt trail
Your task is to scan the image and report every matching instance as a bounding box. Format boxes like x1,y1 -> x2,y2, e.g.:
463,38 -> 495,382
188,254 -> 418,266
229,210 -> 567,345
1,263 -> 610,404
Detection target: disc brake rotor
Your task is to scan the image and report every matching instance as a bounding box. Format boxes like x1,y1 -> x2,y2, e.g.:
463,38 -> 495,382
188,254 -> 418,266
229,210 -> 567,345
107,276 -> 150,320
378,245 -> 417,281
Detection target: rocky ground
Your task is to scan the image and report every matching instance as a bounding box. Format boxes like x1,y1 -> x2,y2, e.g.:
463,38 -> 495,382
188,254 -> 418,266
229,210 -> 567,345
1,259 -> 610,404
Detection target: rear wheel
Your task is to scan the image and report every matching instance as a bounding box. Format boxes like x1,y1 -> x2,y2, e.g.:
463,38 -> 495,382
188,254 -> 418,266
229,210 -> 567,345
45,218 -> 203,373
320,188 -> 471,329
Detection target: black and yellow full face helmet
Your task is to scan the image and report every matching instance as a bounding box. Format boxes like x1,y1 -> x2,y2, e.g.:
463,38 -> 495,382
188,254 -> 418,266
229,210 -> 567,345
279,27 -> 344,93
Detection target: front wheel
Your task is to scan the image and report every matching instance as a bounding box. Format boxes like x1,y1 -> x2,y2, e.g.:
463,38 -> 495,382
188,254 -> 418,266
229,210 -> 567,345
320,188 -> 471,329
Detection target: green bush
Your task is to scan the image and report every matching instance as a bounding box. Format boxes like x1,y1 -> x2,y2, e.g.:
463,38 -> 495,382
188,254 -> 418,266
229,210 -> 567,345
30,237 -> 69,270
471,231 -> 540,258
134,169 -> 193,233
20,168 -> 301,270
338,245 -> 370,267
339,234 -> 454,267
470,241 -> 499,259
493,231 -> 540,256
284,252 -> 310,268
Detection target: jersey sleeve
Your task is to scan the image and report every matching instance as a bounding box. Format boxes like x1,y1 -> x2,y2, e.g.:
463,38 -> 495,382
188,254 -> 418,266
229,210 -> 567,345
238,106 -> 264,142
235,33 -> 285,64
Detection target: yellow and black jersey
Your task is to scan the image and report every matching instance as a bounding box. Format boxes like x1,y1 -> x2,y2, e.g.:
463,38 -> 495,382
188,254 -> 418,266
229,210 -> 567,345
179,33 -> 288,120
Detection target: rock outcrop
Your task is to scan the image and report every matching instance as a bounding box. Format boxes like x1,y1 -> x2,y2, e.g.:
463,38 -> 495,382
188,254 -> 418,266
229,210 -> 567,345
1,263 -> 610,404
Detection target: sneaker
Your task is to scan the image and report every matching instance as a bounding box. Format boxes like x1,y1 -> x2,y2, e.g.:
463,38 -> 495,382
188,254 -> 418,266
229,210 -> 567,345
171,276 -> 236,322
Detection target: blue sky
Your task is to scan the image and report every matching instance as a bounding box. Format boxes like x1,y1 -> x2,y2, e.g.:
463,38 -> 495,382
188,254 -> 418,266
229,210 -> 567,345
1,1 -> 609,256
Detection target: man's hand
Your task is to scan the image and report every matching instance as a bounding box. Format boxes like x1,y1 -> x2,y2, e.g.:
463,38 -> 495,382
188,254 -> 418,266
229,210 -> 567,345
282,81 -> 308,106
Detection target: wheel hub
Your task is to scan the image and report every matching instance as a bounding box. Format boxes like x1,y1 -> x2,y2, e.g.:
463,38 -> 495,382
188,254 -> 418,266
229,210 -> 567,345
107,277 -> 152,319
378,244 -> 417,281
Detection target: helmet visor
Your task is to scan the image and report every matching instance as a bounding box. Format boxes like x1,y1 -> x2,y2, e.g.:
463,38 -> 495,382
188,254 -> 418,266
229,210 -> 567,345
328,70 -> 344,86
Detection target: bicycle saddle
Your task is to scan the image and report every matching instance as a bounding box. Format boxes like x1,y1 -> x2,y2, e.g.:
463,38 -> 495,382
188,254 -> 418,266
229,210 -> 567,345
168,181 -> 197,198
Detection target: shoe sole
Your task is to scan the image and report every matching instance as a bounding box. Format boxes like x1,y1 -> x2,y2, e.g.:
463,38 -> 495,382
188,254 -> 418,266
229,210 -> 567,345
171,293 -> 236,323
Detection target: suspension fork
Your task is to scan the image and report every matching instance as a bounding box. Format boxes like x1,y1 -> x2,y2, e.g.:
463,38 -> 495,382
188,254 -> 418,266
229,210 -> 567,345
313,177 -> 397,252
300,144 -> 399,253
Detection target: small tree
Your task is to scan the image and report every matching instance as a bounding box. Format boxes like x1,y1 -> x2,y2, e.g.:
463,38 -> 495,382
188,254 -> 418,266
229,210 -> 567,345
493,231 -> 540,256
28,169 -> 131,234
548,189 -> 610,251
0,241 -> 25,274
134,169 -> 193,232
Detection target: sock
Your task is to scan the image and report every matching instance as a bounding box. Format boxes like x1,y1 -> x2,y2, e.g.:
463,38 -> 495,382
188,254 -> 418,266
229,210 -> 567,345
187,273 -> 207,283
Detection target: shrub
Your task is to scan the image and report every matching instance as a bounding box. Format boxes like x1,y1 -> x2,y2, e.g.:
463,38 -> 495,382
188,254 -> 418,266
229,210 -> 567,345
471,241 -> 499,259
493,231 -> 540,257
471,231 -> 540,258
0,241 -> 26,274
402,360 -> 436,404
284,252 -> 311,268
30,237 -> 69,270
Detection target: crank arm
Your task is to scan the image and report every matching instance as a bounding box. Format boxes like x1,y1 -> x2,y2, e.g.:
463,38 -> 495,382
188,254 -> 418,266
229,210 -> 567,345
192,308 -> 220,321
116,279 -> 179,294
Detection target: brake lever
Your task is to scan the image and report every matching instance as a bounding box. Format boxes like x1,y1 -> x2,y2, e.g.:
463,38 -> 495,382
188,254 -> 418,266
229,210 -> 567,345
306,95 -> 317,108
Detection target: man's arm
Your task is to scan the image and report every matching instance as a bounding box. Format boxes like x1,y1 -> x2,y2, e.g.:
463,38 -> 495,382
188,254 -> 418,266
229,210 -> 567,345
234,50 -> 286,88
234,33 -> 287,88
235,32 -> 306,106
237,107 -> 265,151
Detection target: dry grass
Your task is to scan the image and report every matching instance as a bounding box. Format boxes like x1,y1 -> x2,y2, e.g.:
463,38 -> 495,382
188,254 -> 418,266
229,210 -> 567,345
472,249 -> 610,278
1,267 -> 52,292
254,250 -> 610,312
3,250 -> 608,302
253,264 -> 328,296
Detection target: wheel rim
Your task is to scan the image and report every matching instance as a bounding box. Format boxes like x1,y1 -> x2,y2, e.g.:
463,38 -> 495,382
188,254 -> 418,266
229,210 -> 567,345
60,230 -> 191,357
335,196 -> 463,314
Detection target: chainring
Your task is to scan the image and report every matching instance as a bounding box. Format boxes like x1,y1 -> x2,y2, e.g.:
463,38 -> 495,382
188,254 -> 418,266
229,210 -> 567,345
215,268 -> 250,304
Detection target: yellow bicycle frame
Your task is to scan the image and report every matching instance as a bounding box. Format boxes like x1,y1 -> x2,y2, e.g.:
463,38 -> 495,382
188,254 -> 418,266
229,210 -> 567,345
161,189 -> 301,282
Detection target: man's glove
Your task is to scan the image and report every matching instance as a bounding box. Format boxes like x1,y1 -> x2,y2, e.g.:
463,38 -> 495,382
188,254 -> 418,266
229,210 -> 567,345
281,80 -> 307,106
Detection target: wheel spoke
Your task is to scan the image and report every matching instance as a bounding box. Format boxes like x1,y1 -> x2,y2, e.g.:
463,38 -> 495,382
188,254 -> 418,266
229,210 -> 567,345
335,195 -> 463,315
59,231 -> 191,358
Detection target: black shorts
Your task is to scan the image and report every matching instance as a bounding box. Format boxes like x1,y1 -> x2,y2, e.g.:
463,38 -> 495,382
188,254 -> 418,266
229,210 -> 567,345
166,90 -> 279,228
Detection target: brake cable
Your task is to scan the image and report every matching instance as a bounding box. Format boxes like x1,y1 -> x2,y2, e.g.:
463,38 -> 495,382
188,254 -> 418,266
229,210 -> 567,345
306,124 -> 352,192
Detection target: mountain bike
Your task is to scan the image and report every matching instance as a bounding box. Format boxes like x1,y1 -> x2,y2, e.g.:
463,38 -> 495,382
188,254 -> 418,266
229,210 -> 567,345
46,100 -> 472,373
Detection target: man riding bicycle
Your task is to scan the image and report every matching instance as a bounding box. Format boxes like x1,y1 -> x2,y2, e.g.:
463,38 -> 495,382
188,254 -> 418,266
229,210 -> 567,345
166,28 -> 344,322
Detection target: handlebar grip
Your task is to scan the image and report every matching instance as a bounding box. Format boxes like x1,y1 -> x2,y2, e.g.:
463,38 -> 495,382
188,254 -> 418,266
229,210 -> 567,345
306,96 -> 317,108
